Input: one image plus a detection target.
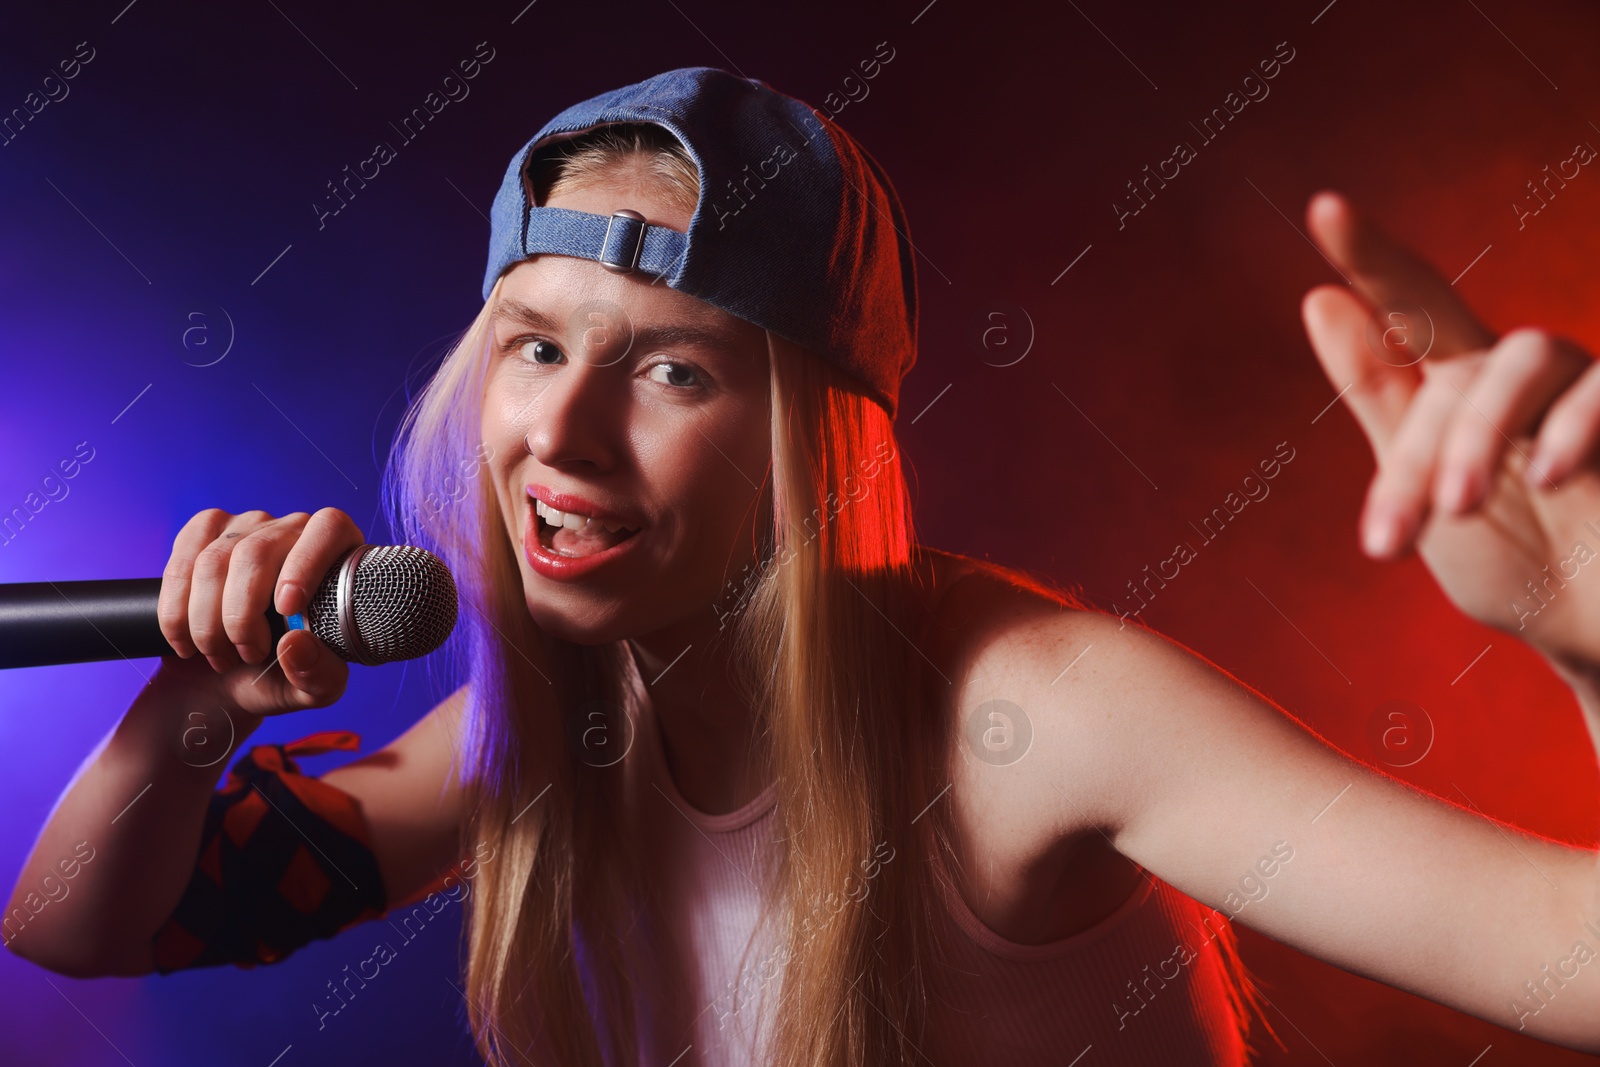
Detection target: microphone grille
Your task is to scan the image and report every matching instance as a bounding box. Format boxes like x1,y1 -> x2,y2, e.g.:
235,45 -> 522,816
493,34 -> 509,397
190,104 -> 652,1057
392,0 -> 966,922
305,544 -> 459,665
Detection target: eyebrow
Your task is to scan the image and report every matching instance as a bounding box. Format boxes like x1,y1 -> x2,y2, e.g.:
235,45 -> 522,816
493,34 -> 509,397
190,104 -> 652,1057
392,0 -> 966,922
493,297 -> 749,357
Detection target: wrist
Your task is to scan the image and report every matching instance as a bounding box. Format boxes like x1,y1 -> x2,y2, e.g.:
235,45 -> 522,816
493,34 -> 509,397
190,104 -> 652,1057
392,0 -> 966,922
112,660 -> 268,781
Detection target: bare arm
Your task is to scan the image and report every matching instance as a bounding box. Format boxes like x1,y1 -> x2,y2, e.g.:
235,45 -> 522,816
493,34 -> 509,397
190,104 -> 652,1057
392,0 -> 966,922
319,681 -> 471,912
3,505 -> 470,977
3,664 -> 471,977
954,589 -> 1600,1051
4,656 -> 270,976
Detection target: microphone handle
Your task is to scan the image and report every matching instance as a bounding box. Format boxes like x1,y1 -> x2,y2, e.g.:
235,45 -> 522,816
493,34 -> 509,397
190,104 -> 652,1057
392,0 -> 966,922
0,578 -> 293,670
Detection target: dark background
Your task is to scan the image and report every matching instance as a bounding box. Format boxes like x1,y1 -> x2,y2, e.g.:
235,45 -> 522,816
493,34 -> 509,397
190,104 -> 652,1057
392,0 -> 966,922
2,0 -> 1599,1062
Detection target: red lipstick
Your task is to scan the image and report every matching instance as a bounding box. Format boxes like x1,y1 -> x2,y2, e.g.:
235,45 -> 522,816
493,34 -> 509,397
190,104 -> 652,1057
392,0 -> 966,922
522,487 -> 643,581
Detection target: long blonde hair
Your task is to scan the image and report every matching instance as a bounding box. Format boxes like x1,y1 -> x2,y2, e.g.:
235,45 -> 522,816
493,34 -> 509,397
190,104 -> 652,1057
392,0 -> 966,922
381,122 -> 1267,1065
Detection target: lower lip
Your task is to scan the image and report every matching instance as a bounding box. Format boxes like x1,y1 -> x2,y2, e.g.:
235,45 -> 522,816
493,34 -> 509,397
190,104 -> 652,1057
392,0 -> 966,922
523,499 -> 642,581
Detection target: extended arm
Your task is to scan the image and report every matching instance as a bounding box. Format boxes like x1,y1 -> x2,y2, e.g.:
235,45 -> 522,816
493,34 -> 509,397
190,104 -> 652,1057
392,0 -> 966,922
954,590 -> 1600,1051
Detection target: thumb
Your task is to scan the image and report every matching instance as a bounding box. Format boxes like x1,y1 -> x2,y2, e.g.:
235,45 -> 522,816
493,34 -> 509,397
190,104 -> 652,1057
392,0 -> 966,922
223,628 -> 348,714
1301,282 -> 1421,465
275,628 -> 348,710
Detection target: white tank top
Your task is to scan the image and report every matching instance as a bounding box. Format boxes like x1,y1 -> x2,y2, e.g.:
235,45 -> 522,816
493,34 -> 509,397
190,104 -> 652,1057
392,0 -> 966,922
616,688 -> 1250,1065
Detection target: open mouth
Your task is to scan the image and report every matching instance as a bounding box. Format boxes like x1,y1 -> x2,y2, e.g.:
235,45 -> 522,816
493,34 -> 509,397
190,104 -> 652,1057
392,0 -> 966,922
531,495 -> 641,560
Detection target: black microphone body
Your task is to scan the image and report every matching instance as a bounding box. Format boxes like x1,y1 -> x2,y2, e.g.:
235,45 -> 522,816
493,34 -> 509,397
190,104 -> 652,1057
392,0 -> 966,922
0,579 -> 287,669
0,544 -> 458,670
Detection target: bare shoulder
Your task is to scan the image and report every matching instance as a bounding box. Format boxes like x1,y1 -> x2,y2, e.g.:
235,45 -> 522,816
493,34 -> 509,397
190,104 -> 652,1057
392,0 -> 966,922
917,545 -> 1140,725
915,547 -> 1101,673
915,547 -> 1205,850
920,544 -> 1220,710
914,549 -> 1210,940
320,682 -> 472,911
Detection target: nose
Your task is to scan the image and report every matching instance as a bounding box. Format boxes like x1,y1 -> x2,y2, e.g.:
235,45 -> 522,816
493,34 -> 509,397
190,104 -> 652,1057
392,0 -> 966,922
521,350 -> 626,472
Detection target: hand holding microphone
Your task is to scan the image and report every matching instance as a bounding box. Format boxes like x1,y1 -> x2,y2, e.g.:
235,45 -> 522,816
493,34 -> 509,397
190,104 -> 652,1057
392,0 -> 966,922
0,506 -> 458,979
0,507 -> 458,718
161,507 -> 369,716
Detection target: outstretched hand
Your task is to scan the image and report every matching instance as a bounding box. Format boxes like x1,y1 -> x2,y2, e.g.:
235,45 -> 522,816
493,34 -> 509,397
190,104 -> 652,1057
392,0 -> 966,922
1300,190 -> 1600,674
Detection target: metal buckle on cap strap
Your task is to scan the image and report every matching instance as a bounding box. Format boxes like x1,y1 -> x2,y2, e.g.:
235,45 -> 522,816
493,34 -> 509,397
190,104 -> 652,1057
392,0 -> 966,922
600,209 -> 647,273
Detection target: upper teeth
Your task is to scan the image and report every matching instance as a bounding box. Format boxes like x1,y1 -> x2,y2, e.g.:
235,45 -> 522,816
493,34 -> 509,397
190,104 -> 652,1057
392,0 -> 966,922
535,497 -> 635,535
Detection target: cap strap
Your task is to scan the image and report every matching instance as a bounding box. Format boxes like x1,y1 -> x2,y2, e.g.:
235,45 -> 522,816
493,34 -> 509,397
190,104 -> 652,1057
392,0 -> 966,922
520,205 -> 687,278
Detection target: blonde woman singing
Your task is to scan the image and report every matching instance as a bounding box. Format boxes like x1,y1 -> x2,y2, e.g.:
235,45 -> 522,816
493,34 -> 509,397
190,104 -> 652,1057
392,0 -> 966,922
11,67 -> 1600,1066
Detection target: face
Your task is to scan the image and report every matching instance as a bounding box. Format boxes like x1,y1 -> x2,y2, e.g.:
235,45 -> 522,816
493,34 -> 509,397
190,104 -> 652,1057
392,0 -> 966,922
480,173 -> 773,644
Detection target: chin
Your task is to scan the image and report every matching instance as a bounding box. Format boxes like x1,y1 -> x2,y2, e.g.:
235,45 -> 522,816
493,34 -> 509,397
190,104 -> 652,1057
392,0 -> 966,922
521,591 -> 638,647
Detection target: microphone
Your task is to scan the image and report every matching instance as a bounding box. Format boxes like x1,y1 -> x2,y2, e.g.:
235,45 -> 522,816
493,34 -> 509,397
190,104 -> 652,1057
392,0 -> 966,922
0,544 -> 459,670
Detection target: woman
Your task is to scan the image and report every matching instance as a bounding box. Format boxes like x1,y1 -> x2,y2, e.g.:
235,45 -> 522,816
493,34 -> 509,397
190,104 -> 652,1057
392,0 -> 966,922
9,67 -> 1600,1066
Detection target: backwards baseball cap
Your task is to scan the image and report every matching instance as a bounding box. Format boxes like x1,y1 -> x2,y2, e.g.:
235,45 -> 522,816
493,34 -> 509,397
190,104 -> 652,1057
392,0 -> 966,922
482,66 -> 918,419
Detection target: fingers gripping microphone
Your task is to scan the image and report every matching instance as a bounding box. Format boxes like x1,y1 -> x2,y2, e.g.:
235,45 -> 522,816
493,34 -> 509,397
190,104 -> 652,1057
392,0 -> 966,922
0,544 -> 459,670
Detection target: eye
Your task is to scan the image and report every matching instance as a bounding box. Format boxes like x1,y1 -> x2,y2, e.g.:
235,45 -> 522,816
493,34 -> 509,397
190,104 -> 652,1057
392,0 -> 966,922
516,338 -> 564,365
647,361 -> 704,389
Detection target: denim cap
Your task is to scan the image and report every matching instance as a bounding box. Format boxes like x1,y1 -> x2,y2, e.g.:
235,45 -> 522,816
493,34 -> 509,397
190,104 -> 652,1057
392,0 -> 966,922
482,66 -> 918,419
